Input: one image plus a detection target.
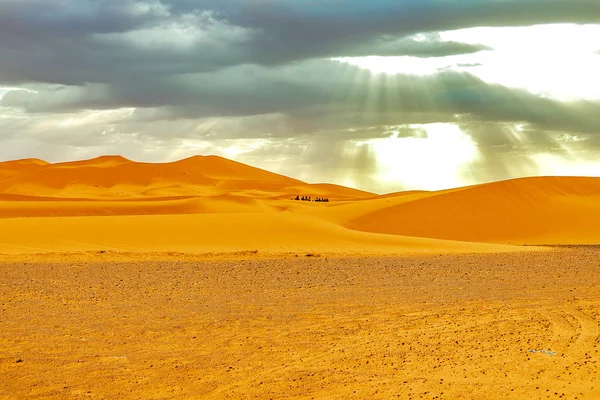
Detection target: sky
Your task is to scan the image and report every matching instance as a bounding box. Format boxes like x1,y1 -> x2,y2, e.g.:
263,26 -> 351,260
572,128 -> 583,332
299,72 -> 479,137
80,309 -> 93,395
1,0 -> 600,193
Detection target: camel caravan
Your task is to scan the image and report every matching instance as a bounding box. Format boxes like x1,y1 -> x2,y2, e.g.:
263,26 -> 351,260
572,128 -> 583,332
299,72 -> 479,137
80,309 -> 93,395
292,195 -> 330,202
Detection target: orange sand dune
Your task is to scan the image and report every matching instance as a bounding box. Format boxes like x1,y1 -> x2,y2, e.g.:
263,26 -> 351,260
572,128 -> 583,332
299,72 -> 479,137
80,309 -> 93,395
0,158 -> 49,180
348,176 -> 600,244
0,156 -> 598,253
0,196 -> 285,218
0,213 -> 522,255
0,158 -> 49,169
0,155 -> 371,202
0,155 -> 300,198
50,154 -> 132,168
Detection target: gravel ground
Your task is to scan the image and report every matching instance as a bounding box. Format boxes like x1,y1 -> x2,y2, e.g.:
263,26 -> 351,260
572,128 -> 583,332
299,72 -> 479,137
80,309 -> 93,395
1,248 -> 599,399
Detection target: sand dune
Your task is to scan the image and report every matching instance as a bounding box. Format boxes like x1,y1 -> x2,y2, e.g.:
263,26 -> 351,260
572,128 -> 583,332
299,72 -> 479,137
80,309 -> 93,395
347,176 -> 600,244
0,155 -> 299,198
50,155 -> 132,168
0,156 -> 598,254
0,155 -> 369,201
0,196 -> 285,219
0,213 -> 520,255
0,158 -> 49,169
0,158 -> 49,180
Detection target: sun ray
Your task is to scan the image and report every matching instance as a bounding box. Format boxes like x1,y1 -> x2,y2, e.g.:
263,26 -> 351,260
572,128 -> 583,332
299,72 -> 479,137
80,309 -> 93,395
355,123 -> 480,190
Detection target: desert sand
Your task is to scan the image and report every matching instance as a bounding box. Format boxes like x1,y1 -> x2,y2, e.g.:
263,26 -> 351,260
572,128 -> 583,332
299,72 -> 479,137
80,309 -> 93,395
1,156 -> 600,398
0,155 -> 599,253
1,249 -> 600,399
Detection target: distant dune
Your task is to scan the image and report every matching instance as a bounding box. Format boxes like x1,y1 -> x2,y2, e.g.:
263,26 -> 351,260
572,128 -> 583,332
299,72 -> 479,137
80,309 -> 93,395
0,155 -> 598,254
0,158 -> 50,180
0,155 -> 370,201
346,176 -> 600,245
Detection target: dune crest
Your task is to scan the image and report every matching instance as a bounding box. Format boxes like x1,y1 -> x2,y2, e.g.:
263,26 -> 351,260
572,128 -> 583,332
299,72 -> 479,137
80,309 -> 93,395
0,158 -> 49,167
0,158 -> 50,180
0,155 -> 362,200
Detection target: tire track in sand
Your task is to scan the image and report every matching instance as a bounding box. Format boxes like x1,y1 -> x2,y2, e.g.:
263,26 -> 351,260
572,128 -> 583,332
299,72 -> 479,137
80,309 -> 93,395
542,306 -> 599,355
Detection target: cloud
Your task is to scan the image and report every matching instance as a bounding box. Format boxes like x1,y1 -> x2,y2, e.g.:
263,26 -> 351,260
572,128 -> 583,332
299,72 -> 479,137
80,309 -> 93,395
1,0 -> 600,192
0,5 -> 252,85
3,60 -> 599,140
2,0 -> 600,86
0,0 -> 167,38
169,0 -> 600,65
337,33 -> 491,58
3,96 -> 599,192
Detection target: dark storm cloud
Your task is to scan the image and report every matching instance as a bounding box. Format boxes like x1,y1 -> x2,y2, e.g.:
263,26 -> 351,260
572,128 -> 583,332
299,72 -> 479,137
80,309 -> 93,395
1,0 -> 600,85
162,0 -> 600,64
0,2 -> 245,85
0,0 -> 163,38
3,61 -> 599,138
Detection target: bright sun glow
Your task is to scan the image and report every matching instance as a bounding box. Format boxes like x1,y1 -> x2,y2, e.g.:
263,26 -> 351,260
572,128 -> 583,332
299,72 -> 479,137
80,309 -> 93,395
532,153 -> 600,177
444,24 -> 600,101
335,24 -> 600,101
358,123 -> 480,190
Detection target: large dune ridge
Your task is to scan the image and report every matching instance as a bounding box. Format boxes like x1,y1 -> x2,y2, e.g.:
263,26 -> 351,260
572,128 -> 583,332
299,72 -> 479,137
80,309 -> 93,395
0,155 -> 599,254
346,176 -> 600,245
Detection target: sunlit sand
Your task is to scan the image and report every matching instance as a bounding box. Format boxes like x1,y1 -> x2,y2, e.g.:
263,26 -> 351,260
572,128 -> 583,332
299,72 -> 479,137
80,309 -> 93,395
1,156 -> 599,399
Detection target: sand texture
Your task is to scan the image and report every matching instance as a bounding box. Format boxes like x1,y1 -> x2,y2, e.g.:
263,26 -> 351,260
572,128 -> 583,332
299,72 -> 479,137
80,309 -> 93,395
0,156 -> 599,254
1,156 -> 600,398
1,249 -> 599,399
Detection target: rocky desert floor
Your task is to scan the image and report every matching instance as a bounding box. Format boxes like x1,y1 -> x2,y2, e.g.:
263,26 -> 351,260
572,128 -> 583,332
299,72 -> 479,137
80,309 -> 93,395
1,248 -> 599,399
